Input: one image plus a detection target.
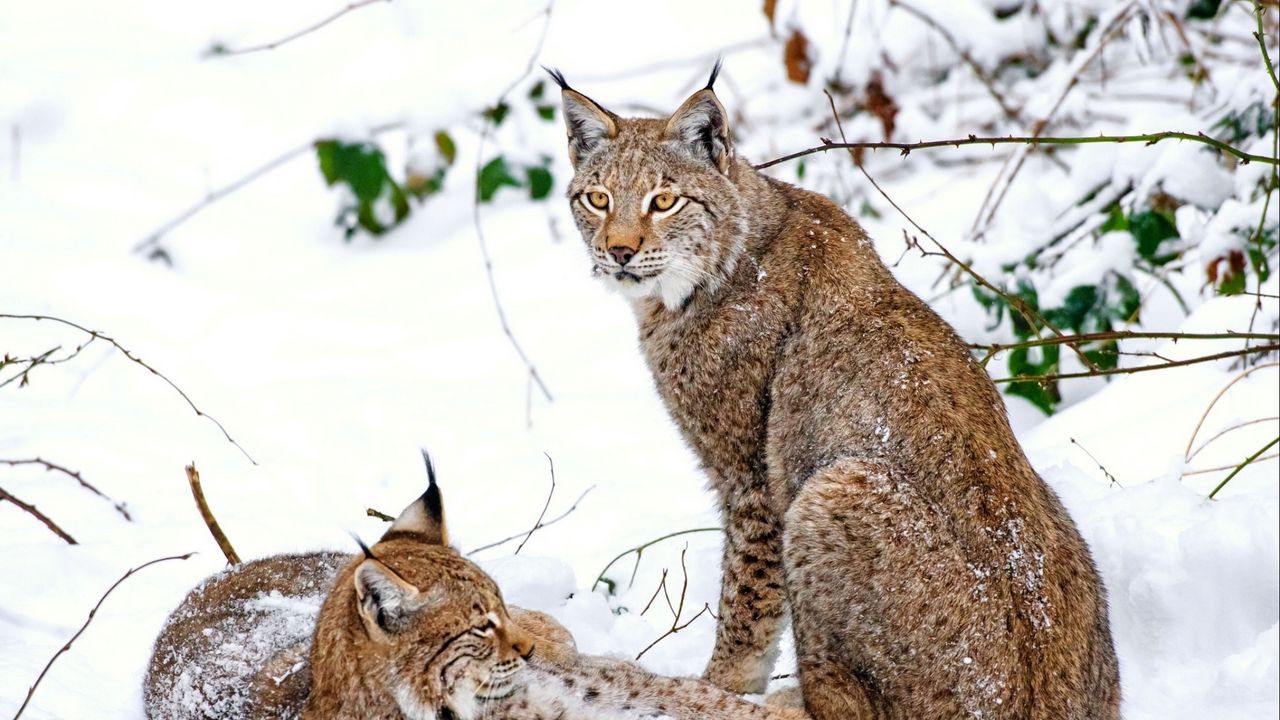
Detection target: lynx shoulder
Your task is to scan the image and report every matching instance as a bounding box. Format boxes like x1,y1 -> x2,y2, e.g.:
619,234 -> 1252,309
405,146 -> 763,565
553,65 -> 1121,720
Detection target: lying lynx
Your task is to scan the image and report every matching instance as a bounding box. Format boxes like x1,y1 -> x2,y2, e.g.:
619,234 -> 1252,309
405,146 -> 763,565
551,64 -> 1121,720
145,455 -> 806,720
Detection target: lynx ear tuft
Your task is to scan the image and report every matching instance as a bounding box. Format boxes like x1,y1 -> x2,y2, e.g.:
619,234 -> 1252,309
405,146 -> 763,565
549,69 -> 618,168
380,450 -> 448,545
704,57 -> 723,91
665,78 -> 733,174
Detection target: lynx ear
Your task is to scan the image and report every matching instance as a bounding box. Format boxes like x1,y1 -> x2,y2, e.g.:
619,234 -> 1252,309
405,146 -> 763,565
353,560 -> 441,637
382,449 -> 448,545
547,68 -> 618,168
665,61 -> 732,174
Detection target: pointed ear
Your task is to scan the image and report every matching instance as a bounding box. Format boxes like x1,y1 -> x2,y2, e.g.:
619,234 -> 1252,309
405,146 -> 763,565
353,560 -> 422,637
665,87 -> 733,174
382,450 -> 448,545
547,68 -> 618,168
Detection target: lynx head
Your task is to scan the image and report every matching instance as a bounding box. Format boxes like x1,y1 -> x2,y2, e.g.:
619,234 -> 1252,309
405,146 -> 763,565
318,452 -> 535,720
551,63 -> 749,310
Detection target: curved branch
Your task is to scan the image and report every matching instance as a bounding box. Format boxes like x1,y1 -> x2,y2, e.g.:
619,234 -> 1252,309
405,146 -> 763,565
753,131 -> 1279,171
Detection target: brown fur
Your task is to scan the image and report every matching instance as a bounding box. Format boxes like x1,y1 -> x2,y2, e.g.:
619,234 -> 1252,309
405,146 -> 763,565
555,71 -> 1121,720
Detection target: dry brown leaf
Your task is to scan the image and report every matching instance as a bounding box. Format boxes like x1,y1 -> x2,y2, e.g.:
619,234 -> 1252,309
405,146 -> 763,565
784,28 -> 813,84
763,0 -> 778,34
865,72 -> 899,141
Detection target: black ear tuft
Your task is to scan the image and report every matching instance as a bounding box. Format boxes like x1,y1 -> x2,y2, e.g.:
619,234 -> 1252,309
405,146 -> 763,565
350,532 -> 376,560
705,58 -> 723,91
420,449 -> 443,526
544,66 -> 570,91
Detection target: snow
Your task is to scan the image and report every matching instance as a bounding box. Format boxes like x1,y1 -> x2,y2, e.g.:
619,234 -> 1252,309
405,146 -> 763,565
2,1 -> 1277,719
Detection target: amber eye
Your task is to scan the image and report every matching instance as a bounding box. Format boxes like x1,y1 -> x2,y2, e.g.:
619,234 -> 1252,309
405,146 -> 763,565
651,192 -> 677,212
586,191 -> 610,210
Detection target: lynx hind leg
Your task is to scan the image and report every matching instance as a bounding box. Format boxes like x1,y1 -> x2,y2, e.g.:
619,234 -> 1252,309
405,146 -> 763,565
784,458 -> 1018,720
247,643 -> 311,720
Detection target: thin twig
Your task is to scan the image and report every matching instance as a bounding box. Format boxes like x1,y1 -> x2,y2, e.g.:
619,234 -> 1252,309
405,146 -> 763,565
209,0 -> 391,57
1184,361 -> 1279,461
186,463 -> 241,566
972,3 -> 1135,235
831,0 -> 860,87
0,486 -> 77,545
995,343 -> 1280,384
888,0 -> 1022,122
12,553 -> 194,719
132,121 -> 404,257
467,485 -> 595,555
1255,2 -> 1280,95
0,458 -> 131,521
472,1 -> 555,406
634,545 -> 714,660
753,130 -> 1277,171
0,314 -> 256,464
515,452 -> 556,555
821,91 -> 1101,374
638,568 -> 670,617
1188,417 -> 1280,462
367,507 -> 395,522
971,330 -> 1280,365
592,527 -> 722,593
1207,436 -> 1280,499
1184,452 -> 1280,477
0,338 -> 96,389
1070,438 -> 1121,487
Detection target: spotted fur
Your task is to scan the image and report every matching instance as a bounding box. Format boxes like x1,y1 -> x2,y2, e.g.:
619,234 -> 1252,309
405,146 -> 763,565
553,69 -> 1121,720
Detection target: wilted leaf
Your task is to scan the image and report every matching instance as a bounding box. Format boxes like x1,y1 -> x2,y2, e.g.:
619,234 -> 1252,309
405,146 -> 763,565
763,0 -> 778,33
784,28 -> 814,84
434,131 -> 457,166
865,72 -> 899,141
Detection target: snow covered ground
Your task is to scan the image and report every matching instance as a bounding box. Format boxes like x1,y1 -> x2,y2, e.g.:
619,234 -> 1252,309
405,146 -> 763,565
2,1 -> 1276,718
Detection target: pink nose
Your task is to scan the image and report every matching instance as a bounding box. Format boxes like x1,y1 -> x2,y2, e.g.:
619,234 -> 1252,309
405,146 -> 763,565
608,246 -> 635,265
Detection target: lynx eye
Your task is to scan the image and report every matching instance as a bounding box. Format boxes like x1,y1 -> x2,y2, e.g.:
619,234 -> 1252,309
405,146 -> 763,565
586,191 -> 610,210
650,192 -> 677,212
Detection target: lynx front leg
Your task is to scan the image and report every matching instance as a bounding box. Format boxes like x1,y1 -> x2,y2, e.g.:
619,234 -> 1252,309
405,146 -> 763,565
703,483 -> 788,695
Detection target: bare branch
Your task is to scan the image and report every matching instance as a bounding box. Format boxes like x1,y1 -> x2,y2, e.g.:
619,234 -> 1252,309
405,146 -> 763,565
366,507 -> 395,522
1184,361 -> 1280,461
467,485 -> 595,556
0,486 -> 77,544
888,0 -> 1023,122
1188,417 -> 1280,463
0,314 -> 257,464
514,452 -> 557,556
753,130 -> 1278,172
0,457 -> 131,521
12,553 -> 194,719
592,527 -> 722,594
472,1 -> 556,406
995,344 -> 1280,384
132,121 -> 404,258
208,0 -> 391,57
1070,438 -> 1121,487
186,463 -> 241,566
635,545 -> 714,661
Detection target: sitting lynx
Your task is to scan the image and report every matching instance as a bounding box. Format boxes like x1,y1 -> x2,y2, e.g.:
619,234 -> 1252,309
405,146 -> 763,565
550,64 -> 1121,720
145,455 -> 806,720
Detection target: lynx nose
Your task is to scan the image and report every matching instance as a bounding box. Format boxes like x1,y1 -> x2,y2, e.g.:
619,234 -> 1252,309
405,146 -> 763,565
608,245 -> 635,266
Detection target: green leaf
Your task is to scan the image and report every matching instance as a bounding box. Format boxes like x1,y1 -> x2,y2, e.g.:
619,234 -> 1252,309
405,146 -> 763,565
434,131 -> 457,166
1005,345 -> 1061,415
528,80 -> 546,100
536,104 -> 557,121
1185,0 -> 1221,20
1129,210 -> 1179,265
314,139 -> 390,203
1045,285 -> 1099,333
526,165 -> 554,201
477,156 -> 522,202
1217,270 -> 1247,296
1099,204 -> 1128,233
484,101 -> 511,127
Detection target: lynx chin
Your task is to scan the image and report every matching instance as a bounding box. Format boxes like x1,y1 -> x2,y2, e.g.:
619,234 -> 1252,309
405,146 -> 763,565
552,62 -> 1121,720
